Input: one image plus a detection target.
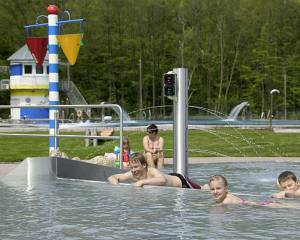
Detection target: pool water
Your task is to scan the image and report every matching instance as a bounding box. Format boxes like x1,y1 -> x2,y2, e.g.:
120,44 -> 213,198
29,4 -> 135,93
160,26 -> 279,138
1,161 -> 300,239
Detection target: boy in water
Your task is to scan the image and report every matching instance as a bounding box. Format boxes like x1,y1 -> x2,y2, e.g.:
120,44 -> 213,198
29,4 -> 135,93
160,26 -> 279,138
107,152 -> 204,189
272,171 -> 300,198
209,175 -> 286,207
209,175 -> 244,204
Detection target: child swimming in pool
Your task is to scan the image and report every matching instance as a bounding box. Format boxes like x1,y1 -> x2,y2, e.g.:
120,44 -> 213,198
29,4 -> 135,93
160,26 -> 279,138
209,175 -> 244,204
209,175 -> 287,207
272,171 -> 300,198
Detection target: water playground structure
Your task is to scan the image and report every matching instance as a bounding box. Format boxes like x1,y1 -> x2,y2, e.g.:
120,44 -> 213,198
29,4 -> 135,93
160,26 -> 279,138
0,6 -> 125,180
0,5 -> 192,184
4,45 -> 88,121
0,10 -> 87,122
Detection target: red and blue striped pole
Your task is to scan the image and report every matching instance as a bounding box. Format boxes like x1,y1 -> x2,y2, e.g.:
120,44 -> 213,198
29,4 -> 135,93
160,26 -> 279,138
47,5 -> 59,153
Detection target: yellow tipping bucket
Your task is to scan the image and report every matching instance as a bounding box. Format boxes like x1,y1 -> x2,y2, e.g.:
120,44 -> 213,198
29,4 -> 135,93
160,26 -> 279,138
57,34 -> 81,65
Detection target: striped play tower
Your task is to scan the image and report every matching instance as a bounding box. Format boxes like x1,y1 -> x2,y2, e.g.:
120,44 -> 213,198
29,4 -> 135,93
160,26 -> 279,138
24,5 -> 84,153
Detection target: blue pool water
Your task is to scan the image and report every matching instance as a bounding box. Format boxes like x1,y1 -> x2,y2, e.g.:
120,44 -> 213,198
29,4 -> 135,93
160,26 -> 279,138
125,118 -> 300,127
1,118 -> 299,129
1,161 -> 300,239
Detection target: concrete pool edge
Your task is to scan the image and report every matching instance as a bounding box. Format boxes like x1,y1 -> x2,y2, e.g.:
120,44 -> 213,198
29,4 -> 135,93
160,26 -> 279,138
0,157 -> 126,181
0,163 -> 19,177
164,157 -> 300,164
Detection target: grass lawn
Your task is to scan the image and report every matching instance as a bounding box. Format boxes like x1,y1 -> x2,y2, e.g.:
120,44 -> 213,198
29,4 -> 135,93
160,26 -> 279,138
0,128 -> 299,162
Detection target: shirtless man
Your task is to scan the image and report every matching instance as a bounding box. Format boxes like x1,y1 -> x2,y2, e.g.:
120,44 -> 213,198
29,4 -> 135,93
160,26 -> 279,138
107,153 -> 202,189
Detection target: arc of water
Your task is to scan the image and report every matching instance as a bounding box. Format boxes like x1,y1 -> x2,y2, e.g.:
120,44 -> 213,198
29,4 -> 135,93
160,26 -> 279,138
188,149 -> 229,157
202,129 -> 246,156
127,105 -> 283,157
127,105 -> 228,120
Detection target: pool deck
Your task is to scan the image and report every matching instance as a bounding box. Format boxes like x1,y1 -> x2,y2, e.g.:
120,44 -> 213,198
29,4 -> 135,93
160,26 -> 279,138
1,157 -> 300,178
165,157 -> 300,164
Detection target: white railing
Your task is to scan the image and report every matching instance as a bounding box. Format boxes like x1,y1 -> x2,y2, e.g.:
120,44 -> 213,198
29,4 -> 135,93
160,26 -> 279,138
0,79 -> 10,90
0,103 -> 124,169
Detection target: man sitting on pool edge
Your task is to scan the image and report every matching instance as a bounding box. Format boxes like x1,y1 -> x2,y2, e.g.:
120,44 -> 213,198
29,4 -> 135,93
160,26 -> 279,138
107,152 -> 208,189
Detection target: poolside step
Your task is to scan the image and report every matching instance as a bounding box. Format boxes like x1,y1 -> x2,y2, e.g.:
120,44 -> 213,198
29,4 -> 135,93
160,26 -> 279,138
273,128 -> 300,133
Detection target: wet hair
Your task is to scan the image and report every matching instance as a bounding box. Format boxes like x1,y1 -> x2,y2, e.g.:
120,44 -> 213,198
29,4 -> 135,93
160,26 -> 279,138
278,171 -> 297,185
147,124 -> 158,133
129,153 -> 147,166
209,175 -> 228,187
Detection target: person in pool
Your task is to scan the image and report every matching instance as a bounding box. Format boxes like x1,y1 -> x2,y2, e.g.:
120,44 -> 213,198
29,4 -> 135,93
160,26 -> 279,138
272,171 -> 300,198
209,175 -> 244,204
107,152 -> 205,189
209,175 -> 286,207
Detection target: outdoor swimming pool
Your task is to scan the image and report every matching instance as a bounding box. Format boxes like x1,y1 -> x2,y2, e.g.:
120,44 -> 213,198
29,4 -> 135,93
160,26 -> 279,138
1,118 -> 299,130
1,161 -> 300,239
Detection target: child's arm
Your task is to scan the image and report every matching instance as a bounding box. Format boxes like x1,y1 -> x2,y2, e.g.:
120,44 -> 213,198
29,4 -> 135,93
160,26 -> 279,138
271,191 -> 286,198
284,190 -> 300,198
107,171 -> 132,184
133,168 -> 166,187
133,176 -> 166,187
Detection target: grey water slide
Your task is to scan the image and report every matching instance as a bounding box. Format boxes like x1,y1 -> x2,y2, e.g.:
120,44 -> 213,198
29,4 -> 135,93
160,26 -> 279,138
0,157 -> 125,184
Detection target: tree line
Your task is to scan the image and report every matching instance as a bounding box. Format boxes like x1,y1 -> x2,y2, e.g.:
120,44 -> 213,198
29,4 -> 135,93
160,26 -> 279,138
0,0 -> 299,119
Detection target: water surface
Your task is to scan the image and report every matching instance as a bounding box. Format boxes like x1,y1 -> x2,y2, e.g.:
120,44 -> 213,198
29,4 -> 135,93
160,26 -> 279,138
1,162 -> 300,239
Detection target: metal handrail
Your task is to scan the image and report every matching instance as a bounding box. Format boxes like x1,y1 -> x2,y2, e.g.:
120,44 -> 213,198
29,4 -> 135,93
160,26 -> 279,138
0,103 -> 124,169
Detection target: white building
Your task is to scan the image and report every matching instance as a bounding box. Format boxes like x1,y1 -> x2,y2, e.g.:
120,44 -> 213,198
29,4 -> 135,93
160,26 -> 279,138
7,45 -> 49,120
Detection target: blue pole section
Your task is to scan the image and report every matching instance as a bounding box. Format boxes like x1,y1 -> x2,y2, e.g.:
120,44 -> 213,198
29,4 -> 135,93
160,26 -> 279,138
24,19 -> 84,29
48,5 -> 59,153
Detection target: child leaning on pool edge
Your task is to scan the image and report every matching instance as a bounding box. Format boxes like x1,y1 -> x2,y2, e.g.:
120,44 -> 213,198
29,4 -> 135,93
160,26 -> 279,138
272,171 -> 300,198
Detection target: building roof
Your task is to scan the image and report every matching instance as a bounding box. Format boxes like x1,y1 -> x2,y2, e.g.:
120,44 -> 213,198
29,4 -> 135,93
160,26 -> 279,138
7,45 -> 49,62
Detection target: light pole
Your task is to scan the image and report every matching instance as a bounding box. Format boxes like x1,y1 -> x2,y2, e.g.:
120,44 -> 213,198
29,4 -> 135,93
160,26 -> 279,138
270,89 -> 280,130
139,58 -> 143,119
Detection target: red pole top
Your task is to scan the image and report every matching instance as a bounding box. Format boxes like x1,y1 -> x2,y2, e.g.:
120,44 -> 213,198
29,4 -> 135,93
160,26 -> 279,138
47,5 -> 59,14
